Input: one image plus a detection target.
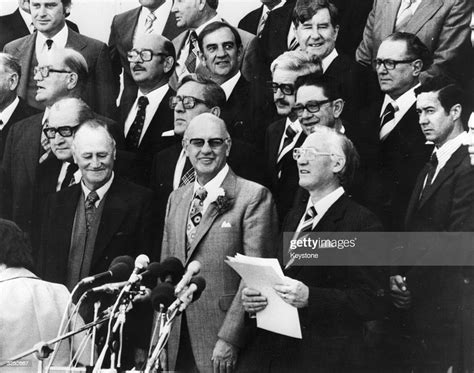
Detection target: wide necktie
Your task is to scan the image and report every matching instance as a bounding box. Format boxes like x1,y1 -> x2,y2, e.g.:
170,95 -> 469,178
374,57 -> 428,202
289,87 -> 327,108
395,0 -> 415,32
179,157 -> 195,187
419,152 -> 438,201
279,126 -> 297,156
379,103 -> 396,140
125,96 -> 149,151
85,191 -> 99,232
185,31 -> 198,73
61,163 -> 79,190
186,187 -> 208,253
299,206 -> 317,232
46,39 -> 53,50
145,12 -> 157,33
257,9 -> 270,38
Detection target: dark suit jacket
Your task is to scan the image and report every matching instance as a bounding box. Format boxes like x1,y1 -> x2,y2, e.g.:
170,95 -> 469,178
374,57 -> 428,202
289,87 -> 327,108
0,98 -> 40,162
0,8 -> 79,50
238,6 -> 263,35
108,6 -> 184,108
119,87 -> 177,186
264,118 -> 305,223
3,28 -> 118,119
253,191 -> 384,372
360,101 -> 433,231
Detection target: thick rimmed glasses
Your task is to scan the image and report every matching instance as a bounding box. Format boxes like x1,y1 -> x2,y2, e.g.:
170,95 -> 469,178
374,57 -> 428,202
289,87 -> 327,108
43,126 -> 76,139
127,49 -> 168,62
34,66 -> 71,78
169,95 -> 208,110
292,100 -> 332,116
268,82 -> 295,95
373,58 -> 415,70
186,138 -> 230,149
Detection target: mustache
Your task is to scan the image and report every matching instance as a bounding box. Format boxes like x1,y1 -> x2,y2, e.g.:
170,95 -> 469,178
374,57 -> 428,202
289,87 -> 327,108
275,98 -> 290,106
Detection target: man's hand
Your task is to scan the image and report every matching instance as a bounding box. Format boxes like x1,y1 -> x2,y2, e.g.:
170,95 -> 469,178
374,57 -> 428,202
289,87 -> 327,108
242,287 -> 268,313
274,276 -> 309,308
390,275 -> 411,309
211,339 -> 239,373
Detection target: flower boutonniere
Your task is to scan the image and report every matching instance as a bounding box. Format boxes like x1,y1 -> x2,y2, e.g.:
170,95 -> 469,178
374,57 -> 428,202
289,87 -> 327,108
209,188 -> 232,214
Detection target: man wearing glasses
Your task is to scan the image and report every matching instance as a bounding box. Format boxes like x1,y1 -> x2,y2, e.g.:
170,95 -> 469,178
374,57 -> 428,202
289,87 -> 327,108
119,33 -> 176,185
242,125 -> 382,372
361,32 -> 434,231
161,112 -> 278,373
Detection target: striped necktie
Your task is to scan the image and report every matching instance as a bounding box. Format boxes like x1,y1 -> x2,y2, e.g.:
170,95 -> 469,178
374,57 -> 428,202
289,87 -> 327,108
299,206 -> 317,232
145,12 -> 157,33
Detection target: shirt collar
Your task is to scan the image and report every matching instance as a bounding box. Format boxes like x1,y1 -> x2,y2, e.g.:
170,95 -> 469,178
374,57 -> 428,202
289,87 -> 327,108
0,97 -> 20,127
381,83 -> 419,117
307,186 -> 345,220
195,14 -> 222,35
42,107 -> 51,126
220,71 -> 241,100
194,163 -> 229,193
321,48 -> 338,73
36,23 -> 68,51
285,116 -> 302,133
433,131 -> 467,168
262,0 -> 286,13
81,172 -> 115,205
138,83 -> 169,102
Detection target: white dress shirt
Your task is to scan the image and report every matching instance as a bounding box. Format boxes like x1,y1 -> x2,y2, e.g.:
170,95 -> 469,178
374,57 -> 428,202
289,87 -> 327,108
35,24 -> 68,60
0,97 -> 19,130
81,172 -> 115,208
173,148 -> 187,190
321,48 -> 338,73
193,164 -> 229,214
221,71 -> 241,100
56,161 -> 82,192
277,117 -> 302,162
133,0 -> 173,42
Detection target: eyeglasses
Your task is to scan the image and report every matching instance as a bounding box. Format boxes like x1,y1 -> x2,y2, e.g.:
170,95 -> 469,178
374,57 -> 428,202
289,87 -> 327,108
169,95 -> 208,110
292,100 -> 332,116
43,126 -> 76,139
186,138 -> 230,149
127,49 -> 168,62
269,82 -> 295,95
293,147 -> 341,161
373,58 -> 415,70
34,66 -> 71,78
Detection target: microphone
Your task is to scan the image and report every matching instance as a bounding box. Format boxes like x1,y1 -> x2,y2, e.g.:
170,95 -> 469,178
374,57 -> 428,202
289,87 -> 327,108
127,254 -> 150,284
174,261 -> 201,295
151,283 -> 176,311
80,258 -> 133,285
135,262 -> 162,283
90,281 -> 128,294
159,257 -> 184,285
168,276 -> 206,314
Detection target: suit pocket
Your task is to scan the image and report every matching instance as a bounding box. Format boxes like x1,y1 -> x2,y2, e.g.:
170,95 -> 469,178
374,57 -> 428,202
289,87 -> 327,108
218,294 -> 236,311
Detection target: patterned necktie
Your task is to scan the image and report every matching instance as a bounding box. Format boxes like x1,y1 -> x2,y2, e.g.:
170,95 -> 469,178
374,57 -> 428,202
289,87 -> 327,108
85,191 -> 99,232
379,103 -> 396,140
179,157 -> 195,187
185,31 -> 198,73
145,12 -> 157,33
299,206 -> 317,232
61,163 -> 79,190
257,9 -> 270,37
186,187 -> 208,252
395,0 -> 415,32
46,39 -> 53,50
125,96 -> 149,151
419,152 -> 438,200
279,125 -> 297,156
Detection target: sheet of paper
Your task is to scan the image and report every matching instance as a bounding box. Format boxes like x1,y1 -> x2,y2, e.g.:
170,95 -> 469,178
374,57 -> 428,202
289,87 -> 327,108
225,259 -> 302,339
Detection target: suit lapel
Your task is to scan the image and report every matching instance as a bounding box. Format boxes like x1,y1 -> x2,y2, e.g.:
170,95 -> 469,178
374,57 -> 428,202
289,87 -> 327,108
177,185 -> 194,263
406,0 -> 443,35
15,34 -> 36,97
405,163 -> 429,227
269,119 -> 286,168
65,29 -> 87,52
123,7 -> 141,55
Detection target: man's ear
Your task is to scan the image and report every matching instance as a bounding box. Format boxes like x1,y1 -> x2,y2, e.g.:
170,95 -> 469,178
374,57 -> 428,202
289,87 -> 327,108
332,98 -> 345,119
412,59 -> 423,76
66,72 -> 79,90
163,56 -> 175,75
8,72 -> 19,91
332,155 -> 345,174
225,138 -> 232,157
210,106 -> 221,117
450,103 -> 462,122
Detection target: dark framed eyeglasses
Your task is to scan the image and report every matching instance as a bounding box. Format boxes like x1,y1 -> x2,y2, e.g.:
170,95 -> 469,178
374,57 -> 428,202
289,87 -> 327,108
127,49 -> 168,62
43,126 -> 76,139
34,66 -> 72,79
373,58 -> 416,70
169,95 -> 208,110
292,99 -> 332,116
268,82 -> 295,95
186,138 -> 230,149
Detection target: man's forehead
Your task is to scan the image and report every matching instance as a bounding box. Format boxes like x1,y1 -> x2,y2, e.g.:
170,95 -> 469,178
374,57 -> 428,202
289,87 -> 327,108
296,84 -> 327,101
416,91 -> 440,108
48,110 -> 80,127
203,28 -> 236,45
187,118 -> 224,137
134,35 -> 163,51
272,68 -> 299,83
178,82 -> 205,98
377,40 -> 408,58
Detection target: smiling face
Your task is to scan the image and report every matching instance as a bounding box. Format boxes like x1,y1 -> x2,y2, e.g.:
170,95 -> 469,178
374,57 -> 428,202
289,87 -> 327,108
199,26 -> 242,83
295,8 -> 338,60
183,114 -> 231,185
30,0 -> 68,38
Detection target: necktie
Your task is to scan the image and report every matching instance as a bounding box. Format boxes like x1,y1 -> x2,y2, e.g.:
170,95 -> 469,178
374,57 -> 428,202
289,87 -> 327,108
279,126 -> 297,156
46,39 -> 53,50
61,163 -> 79,190
257,9 -> 270,37
299,206 -> 317,232
379,103 -> 396,140
419,153 -> 438,200
185,31 -> 198,73
288,23 -> 299,51
395,0 -> 415,32
85,191 -> 99,232
179,157 -> 195,187
145,12 -> 157,33
186,187 -> 208,254
125,96 -> 149,151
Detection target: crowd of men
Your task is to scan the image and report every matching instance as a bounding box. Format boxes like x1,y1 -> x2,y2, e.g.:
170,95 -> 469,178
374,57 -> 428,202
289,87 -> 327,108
0,0 -> 473,372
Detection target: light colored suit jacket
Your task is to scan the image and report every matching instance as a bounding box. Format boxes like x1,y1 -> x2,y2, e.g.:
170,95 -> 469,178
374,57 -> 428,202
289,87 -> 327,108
355,0 -> 472,82
3,28 -> 118,119
161,168 -> 278,372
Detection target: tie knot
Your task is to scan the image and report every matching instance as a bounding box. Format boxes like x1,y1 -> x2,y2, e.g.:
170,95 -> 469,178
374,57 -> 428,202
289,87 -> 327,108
138,96 -> 149,109
147,12 -> 157,22
68,162 -> 79,173
46,39 -> 53,50
85,191 -> 99,208
194,187 -> 207,201
383,103 -> 396,116
430,152 -> 438,167
189,31 -> 198,44
305,206 -> 317,220
285,125 -> 297,140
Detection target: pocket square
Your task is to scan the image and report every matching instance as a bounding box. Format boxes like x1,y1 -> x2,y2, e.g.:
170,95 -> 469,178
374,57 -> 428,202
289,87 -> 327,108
161,129 -> 175,137
221,221 -> 232,228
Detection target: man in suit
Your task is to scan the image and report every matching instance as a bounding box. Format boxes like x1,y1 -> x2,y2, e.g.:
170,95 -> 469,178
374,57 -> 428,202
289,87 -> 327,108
264,50 -> 320,222
243,125 -> 383,372
0,47 -> 89,243
119,33 -> 177,186
0,0 -> 79,50
108,0 -> 183,108
198,21 -> 263,145
3,0 -> 118,118
356,0 -> 473,85
362,33 -> 434,231
170,0 -> 259,86
150,74 -> 265,256
389,77 -> 474,371
161,112 -> 278,372
0,53 -> 39,161
238,0 -> 285,36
